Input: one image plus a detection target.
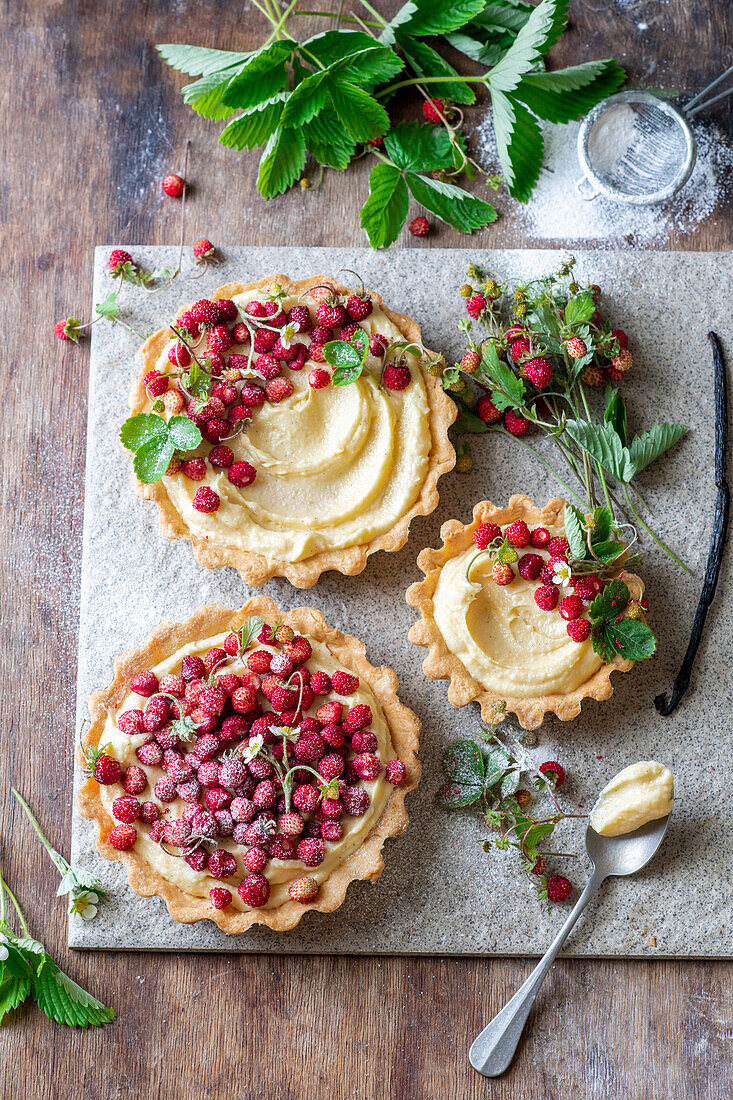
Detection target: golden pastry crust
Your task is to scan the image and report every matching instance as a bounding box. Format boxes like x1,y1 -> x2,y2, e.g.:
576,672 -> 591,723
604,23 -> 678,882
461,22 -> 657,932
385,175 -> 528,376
77,597 -> 420,933
130,275 -> 456,588
406,495 -> 645,730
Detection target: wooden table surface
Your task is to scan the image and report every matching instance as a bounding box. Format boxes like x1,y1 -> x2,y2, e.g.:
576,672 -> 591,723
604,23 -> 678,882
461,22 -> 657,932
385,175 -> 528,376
1,2 -> 731,1098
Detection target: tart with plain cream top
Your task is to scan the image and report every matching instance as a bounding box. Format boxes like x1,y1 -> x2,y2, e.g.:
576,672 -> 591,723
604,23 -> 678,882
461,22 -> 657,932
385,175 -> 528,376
128,275 -> 456,588
406,495 -> 647,730
77,597 -> 420,933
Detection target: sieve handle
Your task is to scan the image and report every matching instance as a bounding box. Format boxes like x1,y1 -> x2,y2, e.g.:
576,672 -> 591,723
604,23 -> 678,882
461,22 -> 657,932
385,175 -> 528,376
575,176 -> 599,201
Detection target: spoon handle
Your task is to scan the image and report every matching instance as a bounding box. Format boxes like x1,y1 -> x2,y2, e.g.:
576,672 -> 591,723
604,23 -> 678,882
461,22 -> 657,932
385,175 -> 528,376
469,868 -> 606,1078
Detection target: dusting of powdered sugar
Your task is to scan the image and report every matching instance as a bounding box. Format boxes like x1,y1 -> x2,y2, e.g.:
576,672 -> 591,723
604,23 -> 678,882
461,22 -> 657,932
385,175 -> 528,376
472,114 -> 733,246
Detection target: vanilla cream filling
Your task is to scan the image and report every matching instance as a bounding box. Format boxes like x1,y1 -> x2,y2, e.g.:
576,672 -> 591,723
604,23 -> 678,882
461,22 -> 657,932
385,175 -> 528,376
152,291 -> 431,563
432,535 -> 604,698
99,632 -> 393,910
590,761 -> 673,836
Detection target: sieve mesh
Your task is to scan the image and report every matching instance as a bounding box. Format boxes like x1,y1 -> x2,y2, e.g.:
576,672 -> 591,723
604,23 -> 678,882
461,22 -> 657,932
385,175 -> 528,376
586,100 -> 690,198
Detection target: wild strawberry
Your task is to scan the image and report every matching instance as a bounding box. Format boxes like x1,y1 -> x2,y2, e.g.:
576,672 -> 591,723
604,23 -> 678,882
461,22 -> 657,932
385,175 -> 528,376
136,741 -> 163,768
138,800 -> 160,824
518,553 -> 543,581
240,846 -> 267,874
188,300 -> 221,328
344,291 -> 372,321
218,760 -> 246,790
341,786 -> 370,816
476,394 -> 501,424
214,813 -> 235,840
252,780 -> 277,810
146,372 -> 169,397
509,336 -> 531,361
386,759 -> 406,786
320,796 -> 343,819
492,561 -> 514,586
192,486 -> 220,513
202,417 -> 228,444
247,757 -> 274,783
181,655 -> 205,682
251,329 -> 277,354
530,527 -> 550,549
109,824 -> 137,850
205,787 -> 232,812
539,761 -> 566,786
422,97 -> 445,123
263,301 -> 287,325
153,776 -> 176,803
167,341 -> 191,369
331,670 -> 358,695
205,324 -> 232,354
369,333 -> 390,357
567,618 -> 591,643
231,685 -> 258,714
293,784 -> 320,813
352,753 -> 381,782
231,796 -> 257,824
112,795 -> 141,824
278,812 -> 305,838
321,820 -> 343,842
181,457 -> 206,481
321,753 -> 347,781
545,538 -> 567,563
309,670 -> 331,696
245,300 -> 267,319
531,856 -> 547,876
505,520 -> 530,548
288,876 -> 319,903
473,523 -> 501,550
265,377 -> 294,403
582,365 -> 605,386
314,700 -> 341,726
383,363 -> 411,390
522,356 -> 552,388
238,873 -> 270,907
612,328 -> 628,350
350,731 -> 377,756
282,638 -> 312,669
547,875 -> 572,902
117,709 -> 146,736
534,584 -> 559,611
466,294 -> 487,319
162,819 -> 191,847
609,348 -> 632,381
193,238 -> 215,263
343,704 -> 371,733
108,248 -> 133,273
122,765 -> 147,796
409,216 -> 430,238
143,698 -> 169,733
176,778 -> 202,803
308,368 -> 330,390
316,301 -> 348,329
212,382 -> 237,406
206,849 -> 237,879
210,887 -> 233,910
297,837 -> 324,867
460,348 -> 481,374
559,595 -> 583,621
130,670 -> 158,697
161,173 -> 184,197
292,734 -> 324,765
208,445 -> 234,469
504,409 -> 530,436
227,461 -> 257,489
566,336 -> 587,358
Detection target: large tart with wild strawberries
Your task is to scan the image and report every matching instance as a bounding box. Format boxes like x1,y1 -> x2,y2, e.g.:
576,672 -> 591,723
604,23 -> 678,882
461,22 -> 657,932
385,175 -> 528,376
406,496 -> 647,730
130,275 -> 456,588
77,597 -> 420,933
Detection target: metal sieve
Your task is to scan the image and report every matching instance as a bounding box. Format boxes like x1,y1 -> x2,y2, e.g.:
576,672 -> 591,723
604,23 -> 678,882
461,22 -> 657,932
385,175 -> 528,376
576,66 -> 733,206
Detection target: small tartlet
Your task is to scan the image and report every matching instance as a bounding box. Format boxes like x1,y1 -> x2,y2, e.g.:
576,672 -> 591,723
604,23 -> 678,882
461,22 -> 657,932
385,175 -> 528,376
77,596 -> 420,933
406,495 -> 646,730
131,275 -> 456,588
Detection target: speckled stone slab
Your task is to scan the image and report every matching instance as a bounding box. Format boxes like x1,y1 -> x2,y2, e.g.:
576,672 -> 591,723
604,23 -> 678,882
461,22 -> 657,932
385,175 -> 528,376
70,246 -> 732,956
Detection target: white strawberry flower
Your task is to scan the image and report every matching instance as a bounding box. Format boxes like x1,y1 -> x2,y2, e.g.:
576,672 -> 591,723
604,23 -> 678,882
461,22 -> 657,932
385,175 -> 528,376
241,733 -> 265,763
278,323 -> 297,349
69,890 -> 100,921
0,933 -> 9,961
552,560 -> 573,588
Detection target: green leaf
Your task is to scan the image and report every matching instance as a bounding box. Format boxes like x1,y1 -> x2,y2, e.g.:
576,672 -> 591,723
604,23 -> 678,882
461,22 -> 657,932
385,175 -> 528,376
405,173 -> 498,232
437,780 -> 483,808
257,125 -> 307,199
303,110 -> 357,170
337,46 -> 404,86
181,70 -> 244,122
472,2 -> 534,34
479,342 -> 525,408
222,39 -> 296,111
627,422 -> 686,476
280,70 -> 331,129
133,437 -> 176,484
564,419 -> 633,482
384,122 -> 455,172
394,0 -> 487,36
590,505 -> 613,544
237,616 -> 265,652
328,334 -> 368,386
500,768 -> 522,800
0,970 -> 30,1023
94,291 -> 121,320
454,409 -> 492,434
360,163 -> 410,248
168,416 -> 202,452
300,30 -> 380,67
157,44 -> 252,77
490,90 -> 544,202
483,743 -> 512,788
591,625 -> 619,663
219,94 -> 287,149
488,0 -> 569,94
606,618 -> 656,661
603,388 -> 628,447
446,32 -> 513,68
590,540 -> 626,564
323,341 -> 362,370
119,413 -> 167,452
564,504 -> 587,561
522,821 -> 555,850
589,579 -> 630,625
443,740 -> 485,786
564,291 -> 595,326
31,956 -> 115,1027
328,80 -> 390,143
515,60 -> 626,123
394,33 -> 476,104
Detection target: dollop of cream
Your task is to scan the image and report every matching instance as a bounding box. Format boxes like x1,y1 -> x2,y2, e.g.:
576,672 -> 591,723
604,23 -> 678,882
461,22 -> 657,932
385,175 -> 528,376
589,761 -> 673,836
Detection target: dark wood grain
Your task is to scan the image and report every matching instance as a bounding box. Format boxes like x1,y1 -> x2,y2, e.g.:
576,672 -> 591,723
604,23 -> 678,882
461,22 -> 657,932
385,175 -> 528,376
1,3 -> 731,1098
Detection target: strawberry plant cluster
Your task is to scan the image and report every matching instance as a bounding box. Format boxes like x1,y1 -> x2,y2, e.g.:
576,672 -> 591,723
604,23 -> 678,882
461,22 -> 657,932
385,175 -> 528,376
158,0 -> 624,246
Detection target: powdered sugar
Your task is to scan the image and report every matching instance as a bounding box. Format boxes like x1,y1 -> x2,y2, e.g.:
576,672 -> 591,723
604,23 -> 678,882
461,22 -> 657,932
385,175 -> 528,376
473,114 -> 733,246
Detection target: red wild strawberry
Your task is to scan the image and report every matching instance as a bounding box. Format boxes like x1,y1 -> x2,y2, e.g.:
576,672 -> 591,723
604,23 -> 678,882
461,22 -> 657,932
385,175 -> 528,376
505,520 -> 530,548
473,522 -> 501,550
108,824 -> 137,850
238,873 -> 271,907
231,796 -> 256,824
331,670 -> 358,695
139,800 -> 160,824
612,328 -> 628,350
154,776 -> 177,803
214,299 -> 237,323
559,595 -> 583,621
566,336 -> 587,358
193,239 -> 215,263
279,812 -> 305,837
242,846 -> 269,873
293,784 -> 320,813
320,797 -> 343,819
308,368 -> 330,389
547,875 -> 572,902
266,377 -> 294,403
253,780 -> 278,809
297,837 -> 325,867
408,216 -> 430,238
310,670 -> 332,695
130,670 -> 158,697
352,753 -> 381,781
518,553 -> 543,581
210,887 -> 233,909
266,834 -> 294,861
168,341 -> 191,368
288,876 -> 319,904
55,318 -> 83,341
208,445 -> 234,469
346,293 -> 372,321
316,301 -> 348,329
492,561 -> 514,586
117,709 -> 146,736
609,349 -> 632,381
386,759 -> 406,786
539,761 -> 566,787
530,526 -> 550,549
369,333 -> 390,357
188,300 -> 222,328
181,655 -> 206,682
136,741 -> 163,767
143,697 -> 169,733
509,336 -> 531,361
383,364 -> 411,390
207,324 -> 233,354
321,820 -> 343,842
108,248 -> 133,273
207,849 -> 237,879
198,685 -> 226,717
547,536 -> 569,560
226,461 -> 257,489
159,673 -> 185,698
163,819 -> 192,847
176,778 -> 201,803
162,173 -> 184,197
531,857 -> 547,876
504,410 -> 530,436
567,618 -> 591,643
122,766 -> 147,795
522,356 -> 552,388
422,97 -> 445,123
534,584 -> 559,611
253,329 -> 278,355
466,294 -> 486,319
112,795 -> 141,824
192,486 -> 220,513
205,788 -> 232,812
316,701 -> 343,725
341,786 -> 370,816
461,348 -> 481,374
476,394 -> 501,424
182,457 -> 207,481
319,754 -> 345,781
294,735 -> 325,765
284,637 -> 312,668
231,685 -> 258,714
343,704 -> 371,733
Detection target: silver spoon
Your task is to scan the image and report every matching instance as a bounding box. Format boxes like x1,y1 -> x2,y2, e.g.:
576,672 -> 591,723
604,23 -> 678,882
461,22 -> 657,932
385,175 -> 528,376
469,812 -> 672,1077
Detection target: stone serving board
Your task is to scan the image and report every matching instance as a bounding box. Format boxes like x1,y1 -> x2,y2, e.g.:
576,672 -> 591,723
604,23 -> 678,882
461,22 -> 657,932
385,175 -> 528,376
70,246 -> 732,956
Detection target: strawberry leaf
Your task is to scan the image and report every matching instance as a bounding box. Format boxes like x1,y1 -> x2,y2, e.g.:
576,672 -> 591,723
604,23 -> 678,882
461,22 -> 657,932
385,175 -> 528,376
627,422 -> 686,477
303,110 -> 357,170
443,740 -> 485,786
384,122 -> 455,172
491,89 -> 544,202
360,163 -> 409,249
589,579 -> 630,625
219,94 -> 287,148
157,44 -> 252,77
386,0 -> 486,38
488,0 -> 569,94
257,125 -> 307,199
564,504 -> 587,561
328,80 -> 390,144
605,618 -> 656,661
280,70 -> 331,129
479,342 -> 525,408
31,955 -> 115,1028
393,33 -> 476,104
603,388 -> 629,447
405,172 -> 498,232
300,30 -> 380,67
120,413 -> 167,452
133,437 -> 176,484
168,416 -> 202,452
564,291 -> 595,326
515,60 -> 626,124
222,39 -> 296,110
0,970 -> 30,1024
